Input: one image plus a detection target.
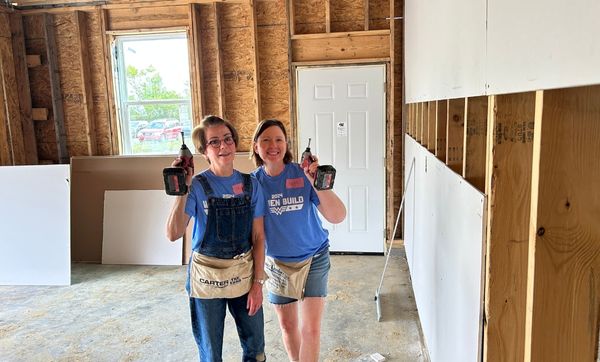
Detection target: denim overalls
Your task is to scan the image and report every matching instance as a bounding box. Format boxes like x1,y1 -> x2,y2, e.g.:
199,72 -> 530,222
189,173 -> 266,362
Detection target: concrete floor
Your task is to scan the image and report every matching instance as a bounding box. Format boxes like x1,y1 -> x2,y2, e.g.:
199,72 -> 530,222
0,248 -> 426,362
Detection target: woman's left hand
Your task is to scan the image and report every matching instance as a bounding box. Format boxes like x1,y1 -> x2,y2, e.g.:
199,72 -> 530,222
246,282 -> 263,316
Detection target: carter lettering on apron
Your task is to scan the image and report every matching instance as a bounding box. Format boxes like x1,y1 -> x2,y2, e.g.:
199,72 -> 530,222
264,256 -> 312,300
190,250 -> 254,299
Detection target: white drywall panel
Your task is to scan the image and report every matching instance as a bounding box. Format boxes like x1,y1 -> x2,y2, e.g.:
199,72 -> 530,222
404,135 -> 486,362
405,0 -> 487,103
487,0 -> 600,95
102,190 -> 182,265
0,165 -> 70,285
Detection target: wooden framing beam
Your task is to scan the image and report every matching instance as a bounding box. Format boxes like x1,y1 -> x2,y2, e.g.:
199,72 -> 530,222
463,96 -> 488,191
483,92 -> 535,362
525,86 -> 600,362
10,13 -> 37,164
435,100 -> 447,161
249,0 -> 261,123
291,30 -> 390,62
44,13 -> 69,163
421,101 -> 427,145
325,0 -> 331,33
415,102 -> 422,143
287,0 -> 295,36
189,3 -> 205,124
446,97 -> 464,174
427,100 -> 435,152
364,0 -> 369,31
213,2 -> 225,117
0,13 -> 26,165
74,11 -> 97,156
99,8 -> 117,155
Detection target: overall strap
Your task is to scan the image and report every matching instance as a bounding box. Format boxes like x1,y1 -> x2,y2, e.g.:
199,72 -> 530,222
196,174 -> 214,197
241,173 -> 252,196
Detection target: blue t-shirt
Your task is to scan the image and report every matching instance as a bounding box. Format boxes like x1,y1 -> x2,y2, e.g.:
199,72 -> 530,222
184,169 -> 266,252
252,163 -> 329,262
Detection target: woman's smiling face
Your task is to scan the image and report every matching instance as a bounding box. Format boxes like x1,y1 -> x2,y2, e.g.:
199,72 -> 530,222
204,124 -> 236,167
254,125 -> 288,166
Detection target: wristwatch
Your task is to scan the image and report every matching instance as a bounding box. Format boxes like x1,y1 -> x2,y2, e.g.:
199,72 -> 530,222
254,278 -> 265,285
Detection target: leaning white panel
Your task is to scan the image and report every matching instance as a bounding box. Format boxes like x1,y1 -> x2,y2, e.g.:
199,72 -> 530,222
0,165 -> 70,286
102,190 -> 182,265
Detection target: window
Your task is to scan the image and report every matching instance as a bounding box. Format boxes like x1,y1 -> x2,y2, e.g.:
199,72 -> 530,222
112,32 -> 194,155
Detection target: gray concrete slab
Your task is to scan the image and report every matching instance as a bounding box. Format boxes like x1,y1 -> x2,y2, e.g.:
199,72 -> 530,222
0,248 -> 426,361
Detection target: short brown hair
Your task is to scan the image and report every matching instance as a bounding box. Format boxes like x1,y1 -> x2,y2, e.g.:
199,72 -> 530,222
192,115 -> 239,159
250,119 -> 294,167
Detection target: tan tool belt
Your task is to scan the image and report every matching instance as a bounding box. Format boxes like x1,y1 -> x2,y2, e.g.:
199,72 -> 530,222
190,250 -> 254,299
264,256 -> 312,300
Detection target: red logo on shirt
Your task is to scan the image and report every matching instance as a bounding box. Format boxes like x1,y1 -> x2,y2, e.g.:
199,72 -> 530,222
232,183 -> 244,194
286,177 -> 304,189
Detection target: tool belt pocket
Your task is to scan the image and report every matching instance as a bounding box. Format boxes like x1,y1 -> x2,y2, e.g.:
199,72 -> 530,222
264,256 -> 312,300
190,250 -> 254,299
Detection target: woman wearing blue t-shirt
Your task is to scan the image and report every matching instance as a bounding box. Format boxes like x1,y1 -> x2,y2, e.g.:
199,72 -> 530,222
167,115 -> 267,362
250,119 -> 346,362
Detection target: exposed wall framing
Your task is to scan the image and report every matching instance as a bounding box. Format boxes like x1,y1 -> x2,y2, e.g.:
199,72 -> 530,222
406,84 -> 600,362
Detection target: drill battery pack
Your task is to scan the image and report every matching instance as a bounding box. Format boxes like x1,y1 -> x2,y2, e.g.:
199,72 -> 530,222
313,165 -> 336,190
163,167 -> 188,196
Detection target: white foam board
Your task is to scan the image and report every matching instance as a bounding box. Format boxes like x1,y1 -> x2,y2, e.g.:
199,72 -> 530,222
102,190 -> 182,265
0,165 -> 70,286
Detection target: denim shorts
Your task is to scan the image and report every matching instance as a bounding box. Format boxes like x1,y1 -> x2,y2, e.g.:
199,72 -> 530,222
268,248 -> 331,305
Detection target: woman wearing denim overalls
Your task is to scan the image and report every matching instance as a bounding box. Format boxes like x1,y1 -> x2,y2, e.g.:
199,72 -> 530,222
250,119 -> 346,362
167,115 -> 267,362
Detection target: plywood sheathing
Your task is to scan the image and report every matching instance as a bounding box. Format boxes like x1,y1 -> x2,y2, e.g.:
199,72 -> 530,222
330,0 -> 363,32
369,0 -> 389,30
256,0 -> 290,127
293,0 -> 326,34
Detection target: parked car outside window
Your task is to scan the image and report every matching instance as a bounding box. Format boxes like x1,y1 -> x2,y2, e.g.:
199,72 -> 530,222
129,121 -> 148,138
137,119 -> 183,142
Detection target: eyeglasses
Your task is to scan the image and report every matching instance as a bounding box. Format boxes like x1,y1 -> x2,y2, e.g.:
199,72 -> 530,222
207,135 -> 235,149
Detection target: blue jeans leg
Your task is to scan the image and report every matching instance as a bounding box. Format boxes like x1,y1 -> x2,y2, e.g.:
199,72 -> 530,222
227,294 -> 266,362
189,297 -> 226,362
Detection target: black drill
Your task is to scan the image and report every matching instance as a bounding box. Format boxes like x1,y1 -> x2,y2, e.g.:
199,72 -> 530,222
163,132 -> 193,196
300,138 -> 336,191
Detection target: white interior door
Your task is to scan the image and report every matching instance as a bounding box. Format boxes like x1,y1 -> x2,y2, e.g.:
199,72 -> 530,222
296,64 -> 386,252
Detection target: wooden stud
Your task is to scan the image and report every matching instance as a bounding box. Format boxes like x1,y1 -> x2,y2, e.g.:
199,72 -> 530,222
249,0 -> 261,123
26,55 -> 41,68
32,108 -> 49,121
325,0 -> 331,33
421,102 -> 428,146
364,0 -> 370,31
99,8 -> 117,155
189,3 -> 205,123
0,16 -> 26,165
415,102 -> 422,143
464,96 -> 488,191
483,92 -> 535,362
44,13 -> 69,163
74,11 -> 97,156
435,100 -> 447,161
288,0 -> 295,36
213,3 -> 225,117
427,100 -> 435,152
11,14 -> 37,164
525,86 -> 600,362
446,97 -> 464,173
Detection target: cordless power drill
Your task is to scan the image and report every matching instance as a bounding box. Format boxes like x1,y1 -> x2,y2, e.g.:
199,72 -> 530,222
163,132 -> 193,196
301,138 -> 336,191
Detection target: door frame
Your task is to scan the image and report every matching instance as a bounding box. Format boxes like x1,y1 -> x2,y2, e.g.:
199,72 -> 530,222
291,61 -> 394,247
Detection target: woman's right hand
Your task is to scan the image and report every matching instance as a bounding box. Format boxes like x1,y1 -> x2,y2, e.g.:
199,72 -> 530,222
172,157 -> 195,186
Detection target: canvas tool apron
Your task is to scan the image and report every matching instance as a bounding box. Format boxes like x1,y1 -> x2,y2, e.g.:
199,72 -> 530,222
189,173 -> 255,299
264,256 -> 312,300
